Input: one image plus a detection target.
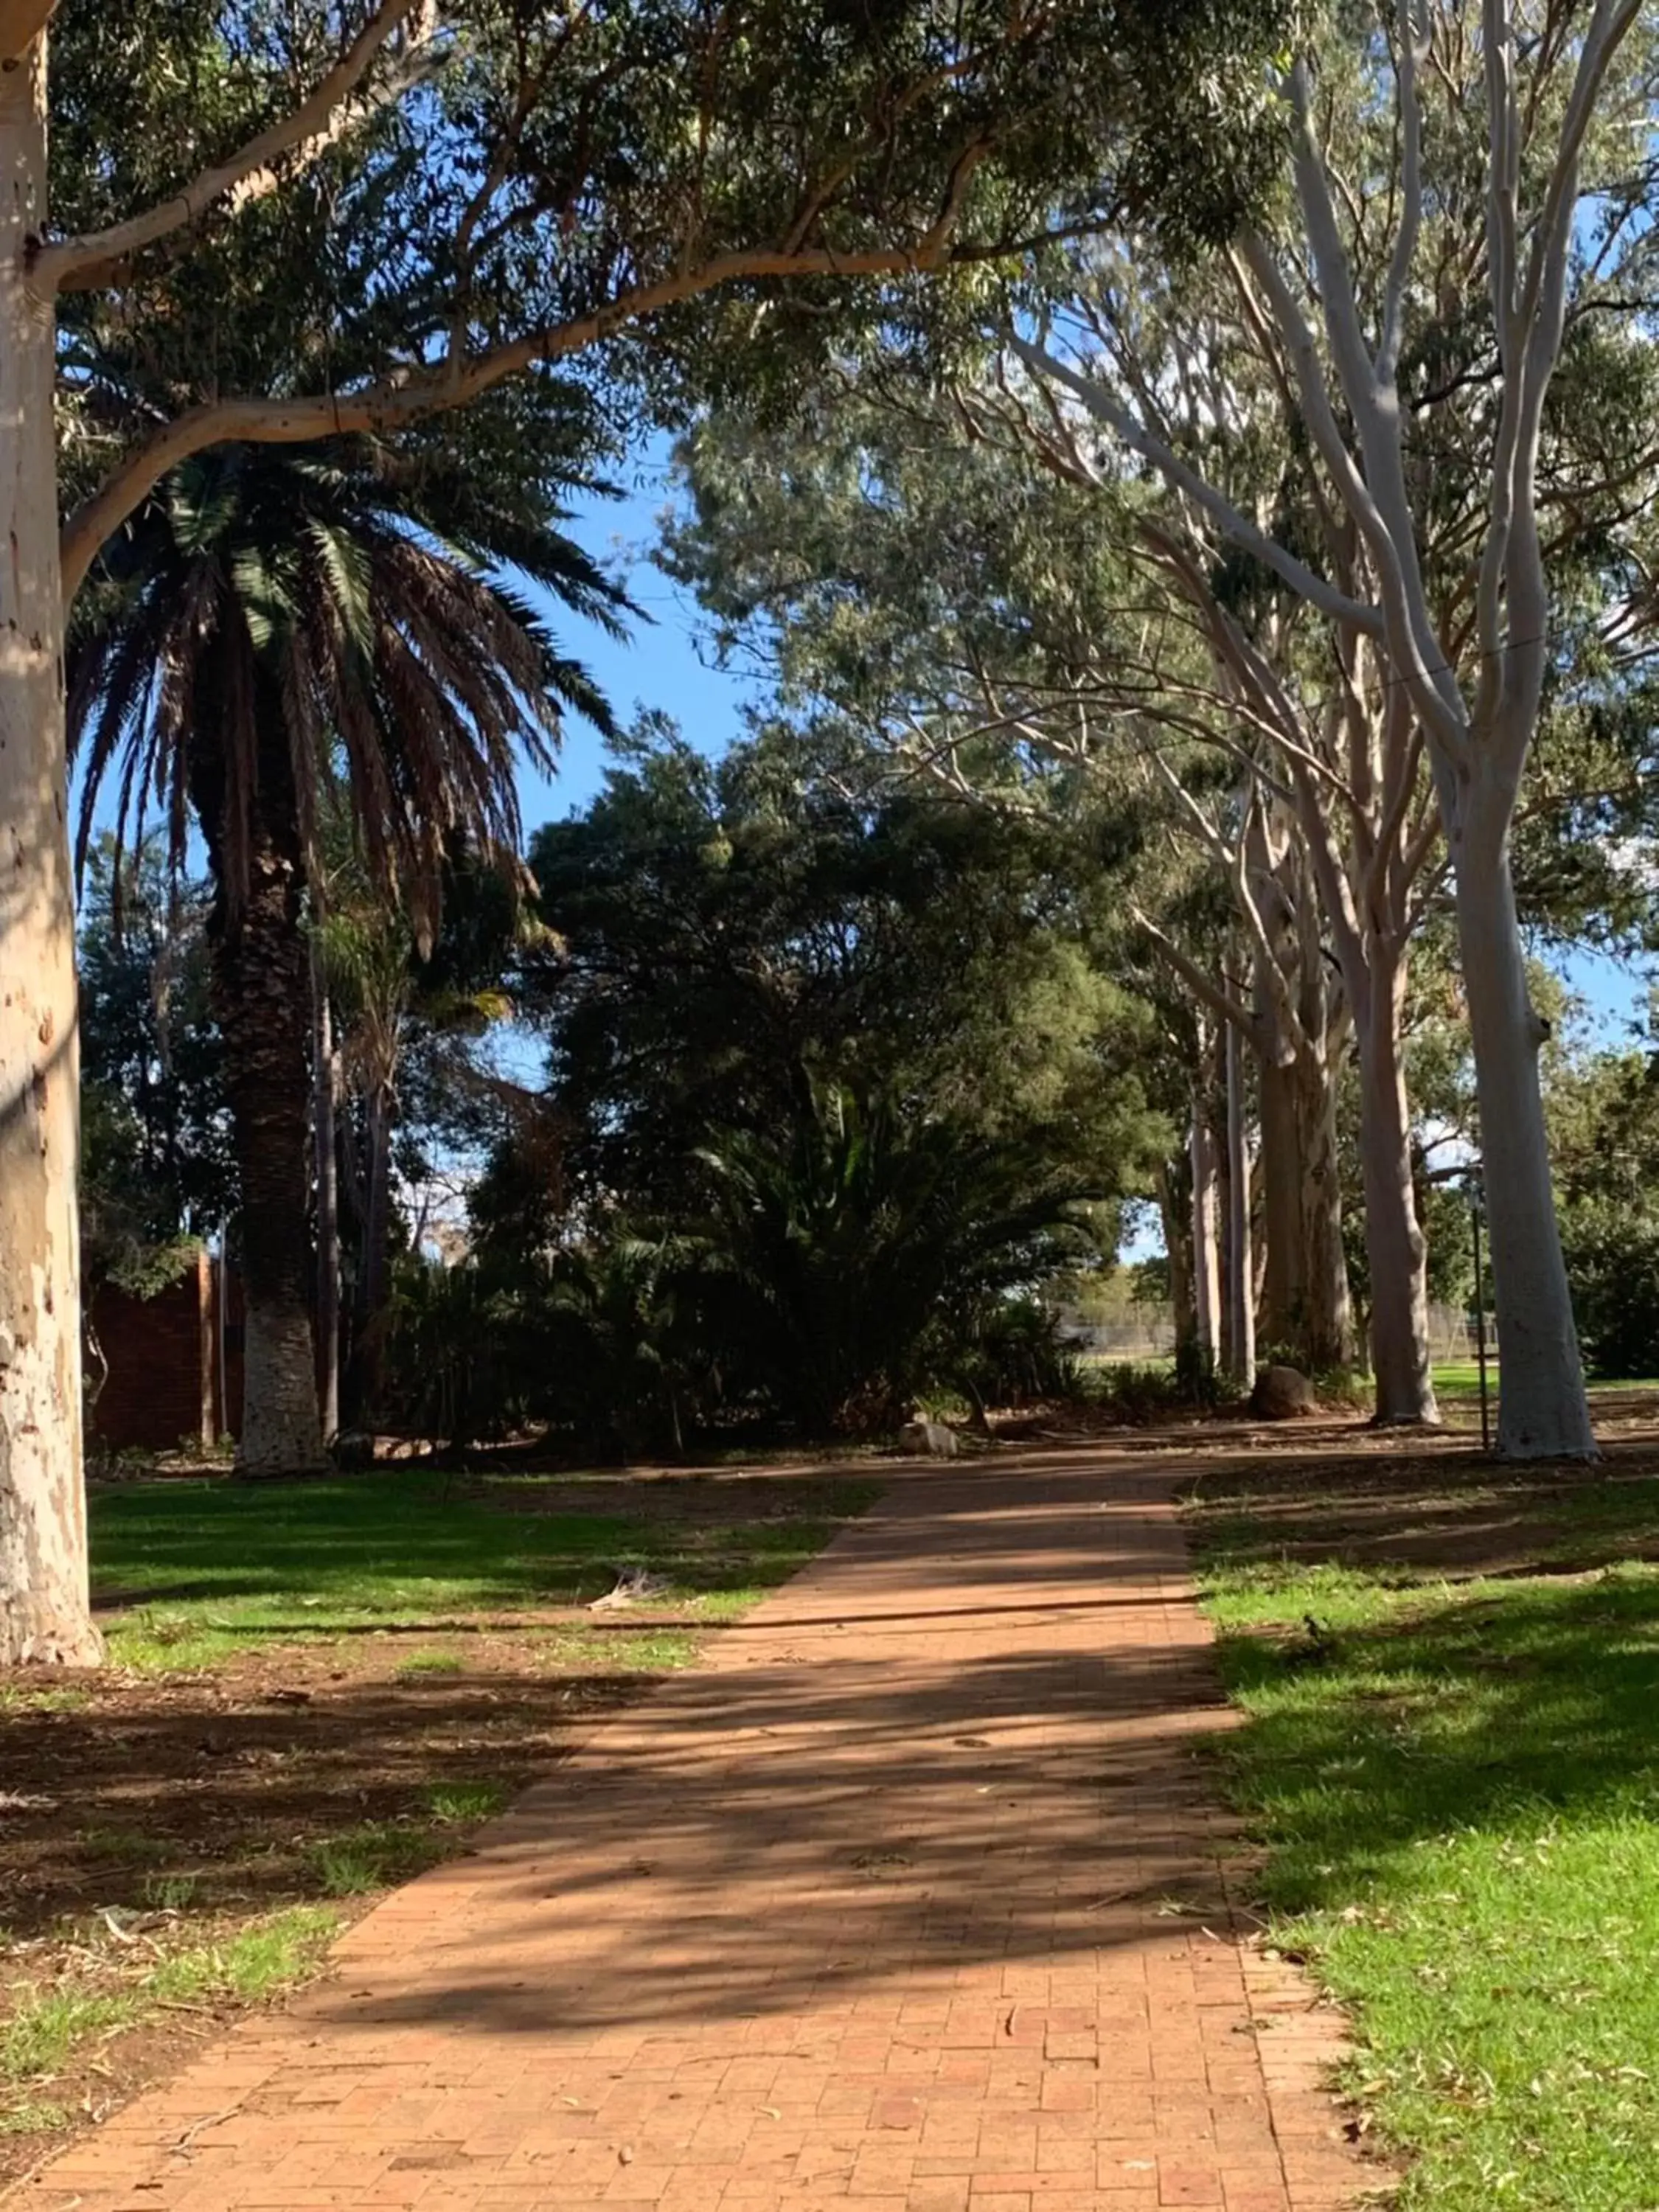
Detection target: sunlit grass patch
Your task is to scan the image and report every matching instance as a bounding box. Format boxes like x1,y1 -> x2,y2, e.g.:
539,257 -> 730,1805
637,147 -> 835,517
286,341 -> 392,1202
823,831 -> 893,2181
0,1907 -> 338,2118
1189,1462 -> 1659,2212
89,1473 -> 880,1669
422,1780 -> 508,1823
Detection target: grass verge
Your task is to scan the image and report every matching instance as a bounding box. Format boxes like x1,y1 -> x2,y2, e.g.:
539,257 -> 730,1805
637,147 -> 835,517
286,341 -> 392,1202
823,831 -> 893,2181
1188,1439 -> 1659,2212
91,1470 -> 880,1670
1,1908 -> 338,2117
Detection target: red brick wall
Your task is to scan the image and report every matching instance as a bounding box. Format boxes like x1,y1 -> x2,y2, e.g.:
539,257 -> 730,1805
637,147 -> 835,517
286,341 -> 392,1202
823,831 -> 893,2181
89,1251 -> 245,1452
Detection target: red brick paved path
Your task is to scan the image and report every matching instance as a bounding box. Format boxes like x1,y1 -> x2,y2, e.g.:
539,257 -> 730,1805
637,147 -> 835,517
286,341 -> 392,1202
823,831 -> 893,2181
17,1456 -> 1383,2212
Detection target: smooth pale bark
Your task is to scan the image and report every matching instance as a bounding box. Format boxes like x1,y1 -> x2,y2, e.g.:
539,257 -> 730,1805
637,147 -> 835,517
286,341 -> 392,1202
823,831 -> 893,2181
1191,1107 -> 1222,1365
311,950 -> 341,1444
1224,1022 -> 1255,1388
0,41 -> 102,1666
1453,808 -> 1593,1457
1353,948 -> 1439,1425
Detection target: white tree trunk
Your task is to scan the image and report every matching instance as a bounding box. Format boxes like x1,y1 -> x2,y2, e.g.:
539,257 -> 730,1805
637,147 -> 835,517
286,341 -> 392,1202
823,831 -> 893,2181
1353,953 -> 1439,1426
1225,1020 -> 1255,1389
1191,1105 -> 1222,1365
1454,807 -> 1594,1458
0,40 -> 102,1667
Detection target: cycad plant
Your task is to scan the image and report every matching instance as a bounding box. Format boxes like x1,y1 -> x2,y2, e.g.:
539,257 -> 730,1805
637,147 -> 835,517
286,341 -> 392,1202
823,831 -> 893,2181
693,1083 -> 1106,1432
68,437 -> 623,1474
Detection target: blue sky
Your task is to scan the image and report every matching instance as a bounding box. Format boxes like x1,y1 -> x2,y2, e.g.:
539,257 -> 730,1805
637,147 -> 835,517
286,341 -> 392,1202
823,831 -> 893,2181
540,457 -> 1652,1046
521,456 -> 759,826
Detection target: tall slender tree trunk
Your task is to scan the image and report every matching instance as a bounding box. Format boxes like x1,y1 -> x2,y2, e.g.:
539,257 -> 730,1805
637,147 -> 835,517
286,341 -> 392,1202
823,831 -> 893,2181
352,1084 -> 395,1419
0,41 -> 102,1666
1257,1039 -> 1307,1358
311,945 -> 340,1445
1353,950 -> 1439,1426
1225,1020 -> 1255,1389
1191,1105 -> 1222,1366
1294,1041 -> 1354,1372
1453,809 -> 1593,1458
1155,1156 -> 1197,1353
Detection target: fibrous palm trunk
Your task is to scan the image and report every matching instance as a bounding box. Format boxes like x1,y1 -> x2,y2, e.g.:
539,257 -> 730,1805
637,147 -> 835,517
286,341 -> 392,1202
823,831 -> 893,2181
355,1082 -> 395,1419
193,706 -> 326,1479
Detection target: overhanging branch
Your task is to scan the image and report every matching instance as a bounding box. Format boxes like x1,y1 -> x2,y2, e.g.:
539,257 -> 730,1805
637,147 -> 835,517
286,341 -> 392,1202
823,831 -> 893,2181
33,0 -> 431,296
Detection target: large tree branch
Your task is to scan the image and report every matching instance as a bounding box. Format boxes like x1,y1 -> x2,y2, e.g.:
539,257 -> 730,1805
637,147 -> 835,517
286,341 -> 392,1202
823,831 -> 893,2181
1492,0 -> 1641,773
1009,333 -> 1384,637
61,185 -> 985,604
0,0 -> 52,64
1279,73 -> 1470,764
1128,908 -> 1259,1043
1378,0 -> 1427,386
32,0 -> 432,296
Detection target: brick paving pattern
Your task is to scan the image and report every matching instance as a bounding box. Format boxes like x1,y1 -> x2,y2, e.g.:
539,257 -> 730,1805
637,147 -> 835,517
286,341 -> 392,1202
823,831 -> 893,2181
15,1455 -> 1385,2212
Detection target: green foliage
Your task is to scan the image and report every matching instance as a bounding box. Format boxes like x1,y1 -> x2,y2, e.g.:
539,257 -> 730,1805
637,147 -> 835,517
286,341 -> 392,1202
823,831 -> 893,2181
77,839 -> 233,1292
69,437 -> 621,944
1549,1046 -> 1659,1379
1191,1464 -> 1659,2211
453,722 -> 1159,1441
52,0 -> 1293,500
691,1082 -> 1107,1431
953,1297 -> 1083,1410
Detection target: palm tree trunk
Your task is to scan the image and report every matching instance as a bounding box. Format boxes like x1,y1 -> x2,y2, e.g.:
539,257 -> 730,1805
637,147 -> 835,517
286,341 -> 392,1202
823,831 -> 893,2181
195,709 -> 326,1478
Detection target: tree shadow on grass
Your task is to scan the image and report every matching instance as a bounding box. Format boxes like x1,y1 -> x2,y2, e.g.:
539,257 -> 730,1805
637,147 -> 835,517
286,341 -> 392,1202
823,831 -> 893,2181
1203,1543 -> 1659,1916
1185,1433 -> 1659,1582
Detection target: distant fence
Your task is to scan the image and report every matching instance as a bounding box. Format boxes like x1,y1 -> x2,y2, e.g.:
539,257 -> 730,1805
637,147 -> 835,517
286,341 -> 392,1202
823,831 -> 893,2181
1056,1311 -> 1177,1362
1057,1302 -> 1489,1368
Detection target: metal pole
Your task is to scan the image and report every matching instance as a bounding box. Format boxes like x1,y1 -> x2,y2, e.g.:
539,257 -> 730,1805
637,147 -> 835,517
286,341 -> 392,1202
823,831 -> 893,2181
1472,1193 -> 1490,1453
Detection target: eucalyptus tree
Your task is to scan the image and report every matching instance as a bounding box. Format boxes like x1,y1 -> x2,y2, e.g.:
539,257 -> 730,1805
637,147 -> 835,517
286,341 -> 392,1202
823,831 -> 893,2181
968,294 -> 1441,1417
666,402 -> 1360,1379
1014,0 -> 1659,1455
3,0 -> 1292,1660
67,434 -> 620,1478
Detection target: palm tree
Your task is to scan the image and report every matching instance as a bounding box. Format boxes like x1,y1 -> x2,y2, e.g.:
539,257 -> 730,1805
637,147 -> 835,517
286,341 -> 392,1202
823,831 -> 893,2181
68,437 -> 625,1475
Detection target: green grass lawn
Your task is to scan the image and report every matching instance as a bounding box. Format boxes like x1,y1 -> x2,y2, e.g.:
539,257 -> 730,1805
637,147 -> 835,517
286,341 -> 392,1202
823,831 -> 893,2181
1431,1361 -> 1659,1394
1189,1448 -> 1659,2211
91,1469 -> 880,1669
